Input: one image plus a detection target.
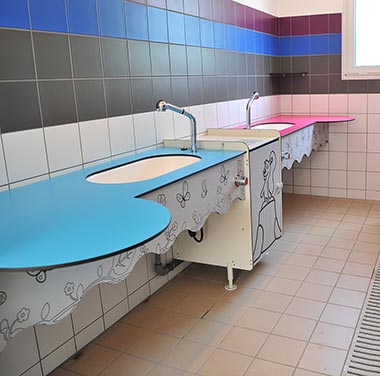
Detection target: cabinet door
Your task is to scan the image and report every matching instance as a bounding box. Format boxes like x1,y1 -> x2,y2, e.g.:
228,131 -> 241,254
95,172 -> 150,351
249,140 -> 282,264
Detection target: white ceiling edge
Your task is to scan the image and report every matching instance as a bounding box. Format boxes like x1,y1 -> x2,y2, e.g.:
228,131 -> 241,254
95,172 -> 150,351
233,0 -> 343,17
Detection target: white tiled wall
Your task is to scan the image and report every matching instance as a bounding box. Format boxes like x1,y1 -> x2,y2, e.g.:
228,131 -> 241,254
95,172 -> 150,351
283,93 -> 380,200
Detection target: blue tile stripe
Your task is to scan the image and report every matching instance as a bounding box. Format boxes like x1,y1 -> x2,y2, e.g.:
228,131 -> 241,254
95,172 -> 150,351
0,0 -> 341,57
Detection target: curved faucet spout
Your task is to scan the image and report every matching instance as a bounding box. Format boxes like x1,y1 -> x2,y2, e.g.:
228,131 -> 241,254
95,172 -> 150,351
246,92 -> 260,129
156,100 -> 197,153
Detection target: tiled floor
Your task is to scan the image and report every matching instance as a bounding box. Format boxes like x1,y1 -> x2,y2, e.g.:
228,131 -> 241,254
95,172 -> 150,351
52,194 -> 380,376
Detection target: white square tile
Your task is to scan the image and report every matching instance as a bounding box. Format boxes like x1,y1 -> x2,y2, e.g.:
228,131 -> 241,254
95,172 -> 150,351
311,187 -> 329,196
328,152 -> 347,170
41,339 -> 76,375
310,151 -> 328,169
368,113 -> 380,133
104,300 -> 129,329
2,128 -> 49,183
347,114 -> 367,133
237,98 -> 247,122
348,171 -> 366,190
35,316 -> 74,358
329,94 -> 348,114
0,138 -> 8,185
294,156 -> 310,169
44,123 -> 82,172
203,103 -> 218,128
367,172 -> 380,191
126,255 -> 149,294
173,107 -> 192,139
310,94 -> 328,114
280,95 -> 292,113
328,133 -> 347,152
228,100 -> 240,125
75,317 -> 104,350
189,105 -> 205,133
366,190 -> 380,200
348,152 -> 366,171
282,168 -> 293,185
133,112 -> 156,149
294,169 -> 310,186
0,326 -> 39,376
100,281 -> 128,313
348,133 -> 366,152
10,174 -> 48,189
293,95 -> 310,114
347,189 -> 366,199
367,153 -> 380,172
216,102 -> 230,128
367,133 -> 380,152
368,94 -> 380,113
72,286 -> 103,334
22,364 -> 43,376
311,169 -> 328,188
294,186 -> 311,195
79,119 -> 111,163
108,115 -> 136,155
348,94 -> 368,114
128,283 -> 150,310
329,188 -> 347,198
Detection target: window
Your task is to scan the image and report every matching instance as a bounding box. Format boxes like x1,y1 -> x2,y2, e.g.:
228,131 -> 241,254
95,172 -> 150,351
342,0 -> 380,79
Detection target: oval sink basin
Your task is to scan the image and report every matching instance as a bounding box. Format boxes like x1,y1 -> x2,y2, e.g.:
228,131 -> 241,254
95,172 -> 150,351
253,123 -> 293,131
87,155 -> 201,184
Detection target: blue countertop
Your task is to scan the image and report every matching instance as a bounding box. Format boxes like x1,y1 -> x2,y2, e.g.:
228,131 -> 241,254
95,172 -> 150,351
0,147 -> 244,271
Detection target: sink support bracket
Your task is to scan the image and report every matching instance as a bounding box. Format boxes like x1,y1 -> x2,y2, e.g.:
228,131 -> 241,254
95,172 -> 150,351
225,261 -> 237,291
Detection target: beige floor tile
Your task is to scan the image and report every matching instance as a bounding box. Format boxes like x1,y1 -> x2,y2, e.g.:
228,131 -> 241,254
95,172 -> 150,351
276,264 -> 311,281
253,258 -> 284,276
333,229 -> 359,241
272,314 -> 316,341
219,326 -> 268,357
221,287 -> 261,306
251,291 -> 293,313
257,335 -> 307,367
191,280 -> 226,300
320,247 -> 351,261
302,234 -> 330,246
147,288 -> 189,310
286,224 -> 312,234
308,226 -> 335,237
293,369 -> 325,376
342,214 -> 366,225
326,238 -> 355,250
343,261 -> 374,277
358,232 -> 380,244
315,219 -> 340,229
126,331 -> 178,362
320,303 -> 360,328
358,224 -> 380,235
121,305 -> 168,329
348,251 -> 378,265
264,276 -> 302,295
285,297 -> 326,320
337,222 -> 362,231
270,239 -> 300,252
184,319 -> 232,346
298,343 -> 347,375
50,369 -> 80,376
329,287 -> 366,309
245,359 -> 294,376
296,282 -> 333,302
321,212 -> 345,221
198,348 -> 252,376
310,322 -> 354,350
294,243 -> 324,256
98,353 -> 155,376
305,270 -> 339,287
239,272 -> 272,290
353,241 -> 380,254
281,232 -> 306,243
161,339 -> 214,373
164,276 -> 204,294
148,364 -> 194,376
151,312 -> 199,338
312,257 -> 345,273
203,302 -> 248,325
237,307 -> 281,333
95,323 -> 146,352
286,254 -> 318,268
336,274 -> 370,292
172,294 -> 218,318
64,344 -> 120,376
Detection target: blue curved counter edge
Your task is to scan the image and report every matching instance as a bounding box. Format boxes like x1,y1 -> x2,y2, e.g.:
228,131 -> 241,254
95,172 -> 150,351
0,147 -> 244,271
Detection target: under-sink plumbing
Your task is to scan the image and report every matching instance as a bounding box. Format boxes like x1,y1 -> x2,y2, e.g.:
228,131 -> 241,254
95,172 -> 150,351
246,91 -> 260,129
156,100 -> 197,153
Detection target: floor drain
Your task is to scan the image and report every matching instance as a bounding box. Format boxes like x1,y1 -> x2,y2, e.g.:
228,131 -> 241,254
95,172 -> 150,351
344,265 -> 380,376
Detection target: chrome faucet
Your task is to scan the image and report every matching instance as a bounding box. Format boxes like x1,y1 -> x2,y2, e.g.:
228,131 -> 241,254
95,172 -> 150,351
156,100 -> 197,153
246,91 -> 260,129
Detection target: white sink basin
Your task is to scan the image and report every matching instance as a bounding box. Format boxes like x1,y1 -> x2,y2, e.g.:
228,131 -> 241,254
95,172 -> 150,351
253,123 -> 293,131
87,155 -> 201,184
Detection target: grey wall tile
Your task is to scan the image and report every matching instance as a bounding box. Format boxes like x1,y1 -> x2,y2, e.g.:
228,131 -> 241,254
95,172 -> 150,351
310,55 -> 328,74
256,76 -> 264,96
171,77 -> 189,107
279,76 -> 292,94
263,55 -> 271,75
368,80 -> 380,93
270,56 -> 279,74
151,43 -> 170,76
101,38 -> 129,77
237,53 -> 247,75
71,36 -> 102,78
131,78 -> 153,113
199,0 -> 213,19
238,76 -> 248,99
310,75 -> 329,94
184,0 -> 199,16
247,54 -> 256,75
105,79 -> 132,117
128,40 -> 152,77
39,81 -> 77,126
169,44 -> 187,76
226,51 -> 237,75
292,76 -> 310,94
291,56 -> 309,74
201,48 -> 215,76
216,77 -> 228,102
152,77 -> 172,104
348,80 -> 368,93
187,47 -> 202,76
0,82 -> 41,133
329,54 -> 341,74
74,80 -> 106,121
188,76 -> 203,106
0,29 -> 35,80
227,76 -> 238,100
203,76 -> 217,103
215,50 -> 227,75
248,76 -> 257,94
255,54 -> 264,75
329,75 -> 348,94
33,32 -> 72,79
280,57 -> 291,74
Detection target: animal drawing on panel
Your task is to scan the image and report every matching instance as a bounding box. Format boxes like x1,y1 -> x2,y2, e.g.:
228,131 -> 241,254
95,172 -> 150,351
253,150 -> 281,262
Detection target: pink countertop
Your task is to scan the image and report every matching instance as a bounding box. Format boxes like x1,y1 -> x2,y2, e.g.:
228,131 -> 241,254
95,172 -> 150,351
234,115 -> 355,137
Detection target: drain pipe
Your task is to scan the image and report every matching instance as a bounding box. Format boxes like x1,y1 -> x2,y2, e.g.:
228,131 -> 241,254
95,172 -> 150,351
154,254 -> 183,276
